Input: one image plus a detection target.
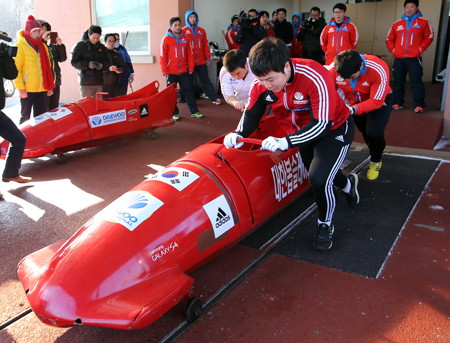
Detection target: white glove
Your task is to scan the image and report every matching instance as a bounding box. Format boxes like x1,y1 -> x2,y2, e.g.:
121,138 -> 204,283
261,136 -> 289,152
129,73 -> 134,83
223,133 -> 243,149
346,104 -> 355,115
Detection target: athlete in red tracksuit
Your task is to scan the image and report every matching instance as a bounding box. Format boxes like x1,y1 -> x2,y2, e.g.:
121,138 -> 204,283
224,38 -> 359,251
182,10 -> 221,105
386,0 -> 433,112
160,17 -> 201,120
320,3 -> 358,65
225,15 -> 240,50
330,51 -> 393,180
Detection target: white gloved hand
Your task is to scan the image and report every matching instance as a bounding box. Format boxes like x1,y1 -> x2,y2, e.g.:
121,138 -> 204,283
129,73 -> 134,83
346,104 -> 356,115
223,133 -> 243,149
261,136 -> 289,152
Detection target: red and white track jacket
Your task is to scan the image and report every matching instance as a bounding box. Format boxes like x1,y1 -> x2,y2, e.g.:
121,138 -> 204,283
329,54 -> 392,115
236,59 -> 350,148
182,10 -> 211,66
386,10 -> 434,59
159,29 -> 193,76
320,16 -> 358,65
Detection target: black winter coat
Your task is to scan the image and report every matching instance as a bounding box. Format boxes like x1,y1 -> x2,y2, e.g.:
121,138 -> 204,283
297,17 -> 326,56
48,43 -> 67,86
70,31 -> 109,86
103,49 -> 124,86
0,55 -> 18,109
273,19 -> 294,45
236,23 -> 267,57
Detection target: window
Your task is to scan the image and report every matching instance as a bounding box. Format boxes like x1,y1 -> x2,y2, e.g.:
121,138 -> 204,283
92,0 -> 150,55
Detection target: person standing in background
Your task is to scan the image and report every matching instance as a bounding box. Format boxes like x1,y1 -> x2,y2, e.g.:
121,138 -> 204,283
225,15 -> 241,50
113,33 -> 134,96
38,20 -> 67,111
320,3 -> 358,65
297,7 -> 326,64
273,8 -> 293,46
290,13 -> 302,57
14,15 -> 55,124
103,34 -> 124,99
386,0 -> 434,113
183,10 -> 222,105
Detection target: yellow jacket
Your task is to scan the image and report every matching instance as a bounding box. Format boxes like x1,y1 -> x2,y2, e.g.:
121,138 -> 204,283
13,29 -> 52,92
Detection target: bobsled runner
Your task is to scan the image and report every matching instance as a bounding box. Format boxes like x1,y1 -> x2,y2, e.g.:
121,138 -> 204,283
0,81 -> 176,164
18,115 -> 310,330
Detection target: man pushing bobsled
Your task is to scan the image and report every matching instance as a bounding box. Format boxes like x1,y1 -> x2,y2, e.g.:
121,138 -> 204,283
224,37 -> 359,250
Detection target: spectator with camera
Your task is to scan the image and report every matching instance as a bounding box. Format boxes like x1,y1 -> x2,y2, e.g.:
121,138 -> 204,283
113,33 -> 134,96
219,49 -> 255,111
273,8 -> 293,46
70,25 -> 109,98
236,9 -> 266,57
320,3 -> 358,65
38,20 -> 67,111
0,32 -> 31,195
103,34 -> 124,99
14,15 -> 55,124
297,7 -> 326,64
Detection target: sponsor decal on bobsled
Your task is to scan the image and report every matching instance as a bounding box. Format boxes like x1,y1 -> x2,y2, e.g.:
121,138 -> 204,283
98,190 -> 164,231
128,109 -> 138,115
30,114 -> 52,126
272,151 -> 308,202
89,109 -> 127,128
139,104 -> 149,118
149,167 -> 199,191
203,195 -> 235,238
44,107 -> 73,120
150,241 -> 179,261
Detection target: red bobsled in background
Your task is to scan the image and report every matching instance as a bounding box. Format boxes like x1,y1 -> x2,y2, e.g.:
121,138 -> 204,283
18,115 -> 310,330
0,81 -> 176,164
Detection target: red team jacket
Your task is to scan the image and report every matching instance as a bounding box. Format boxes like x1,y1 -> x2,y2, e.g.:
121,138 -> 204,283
237,59 -> 350,147
225,28 -> 240,50
320,16 -> 358,65
182,10 -> 211,66
291,26 -> 303,58
386,10 -> 434,59
329,54 -> 392,116
159,29 -> 194,75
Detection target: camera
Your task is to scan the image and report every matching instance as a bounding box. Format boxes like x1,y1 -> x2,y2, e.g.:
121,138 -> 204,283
303,17 -> 316,30
0,31 -> 17,58
238,11 -> 258,30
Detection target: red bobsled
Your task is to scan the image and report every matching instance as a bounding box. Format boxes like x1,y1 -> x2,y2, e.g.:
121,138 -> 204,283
0,81 -> 176,164
17,115 -> 310,330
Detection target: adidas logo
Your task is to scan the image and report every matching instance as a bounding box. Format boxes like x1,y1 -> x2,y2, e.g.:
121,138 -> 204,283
215,207 -> 230,228
335,135 -> 344,143
362,81 -> 369,86
265,94 -> 273,102
141,108 -> 148,115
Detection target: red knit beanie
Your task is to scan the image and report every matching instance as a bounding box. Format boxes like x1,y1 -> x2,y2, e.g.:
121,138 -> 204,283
25,15 -> 42,36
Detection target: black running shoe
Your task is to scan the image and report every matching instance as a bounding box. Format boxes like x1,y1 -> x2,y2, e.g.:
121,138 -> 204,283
315,223 -> 334,250
345,173 -> 359,208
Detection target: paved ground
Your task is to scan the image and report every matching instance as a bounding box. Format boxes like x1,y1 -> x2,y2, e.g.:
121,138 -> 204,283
1,82 -> 449,342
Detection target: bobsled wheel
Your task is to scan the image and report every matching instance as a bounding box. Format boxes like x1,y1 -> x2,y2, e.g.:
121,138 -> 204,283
186,297 -> 202,322
150,131 -> 158,140
58,154 -> 68,165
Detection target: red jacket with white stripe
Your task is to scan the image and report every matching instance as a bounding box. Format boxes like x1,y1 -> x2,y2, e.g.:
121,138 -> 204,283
386,10 -> 434,59
159,29 -> 194,76
320,16 -> 358,65
225,28 -> 240,50
236,58 -> 350,148
182,10 -> 211,66
329,54 -> 392,116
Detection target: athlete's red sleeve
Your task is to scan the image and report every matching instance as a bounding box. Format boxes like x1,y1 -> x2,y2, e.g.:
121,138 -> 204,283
419,19 -> 434,54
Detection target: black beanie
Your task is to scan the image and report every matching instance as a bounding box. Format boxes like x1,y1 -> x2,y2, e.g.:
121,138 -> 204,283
404,0 -> 419,7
